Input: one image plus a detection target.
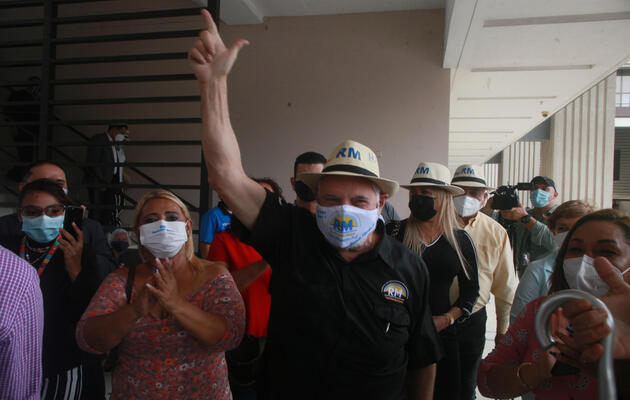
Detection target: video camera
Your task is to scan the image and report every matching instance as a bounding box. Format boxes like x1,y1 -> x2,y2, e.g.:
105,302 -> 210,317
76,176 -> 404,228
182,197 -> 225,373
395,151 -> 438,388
491,182 -> 534,210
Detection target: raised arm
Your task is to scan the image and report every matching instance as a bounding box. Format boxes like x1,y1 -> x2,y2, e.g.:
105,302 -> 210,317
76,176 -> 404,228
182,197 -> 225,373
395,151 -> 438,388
188,9 -> 265,229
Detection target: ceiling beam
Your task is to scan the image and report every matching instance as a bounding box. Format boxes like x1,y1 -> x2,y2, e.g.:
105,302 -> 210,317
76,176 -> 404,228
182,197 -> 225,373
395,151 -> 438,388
220,0 -> 264,25
443,0 -> 478,69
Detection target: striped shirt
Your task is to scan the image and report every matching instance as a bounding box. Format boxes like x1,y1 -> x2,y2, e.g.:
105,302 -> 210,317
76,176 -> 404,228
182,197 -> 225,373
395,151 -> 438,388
0,245 -> 44,400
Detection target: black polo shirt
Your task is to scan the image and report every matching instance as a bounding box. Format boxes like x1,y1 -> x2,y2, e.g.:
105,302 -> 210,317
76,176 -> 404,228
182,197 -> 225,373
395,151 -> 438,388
245,191 -> 442,400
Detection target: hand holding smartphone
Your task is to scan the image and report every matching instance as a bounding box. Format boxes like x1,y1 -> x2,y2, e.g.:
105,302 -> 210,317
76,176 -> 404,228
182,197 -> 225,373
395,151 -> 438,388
63,205 -> 84,239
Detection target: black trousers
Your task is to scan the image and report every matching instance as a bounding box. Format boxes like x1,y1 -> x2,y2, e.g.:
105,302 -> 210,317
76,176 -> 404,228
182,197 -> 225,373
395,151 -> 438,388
455,307 -> 487,400
434,307 -> 487,400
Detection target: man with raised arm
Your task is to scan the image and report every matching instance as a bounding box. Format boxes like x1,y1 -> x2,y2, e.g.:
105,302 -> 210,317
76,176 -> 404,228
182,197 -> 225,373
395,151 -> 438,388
188,10 -> 441,400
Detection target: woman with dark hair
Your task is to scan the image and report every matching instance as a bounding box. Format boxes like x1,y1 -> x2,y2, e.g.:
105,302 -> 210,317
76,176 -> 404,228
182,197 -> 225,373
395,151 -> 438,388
387,162 -> 479,400
207,177 -> 284,399
478,209 -> 630,399
8,178 -> 104,400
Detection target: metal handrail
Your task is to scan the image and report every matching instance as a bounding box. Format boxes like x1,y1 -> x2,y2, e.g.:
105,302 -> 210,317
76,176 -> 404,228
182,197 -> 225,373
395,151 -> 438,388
535,290 -> 616,400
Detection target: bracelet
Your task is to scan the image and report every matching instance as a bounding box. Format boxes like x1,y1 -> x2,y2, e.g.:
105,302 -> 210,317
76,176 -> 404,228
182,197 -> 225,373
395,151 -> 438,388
516,362 -> 536,390
444,312 -> 455,326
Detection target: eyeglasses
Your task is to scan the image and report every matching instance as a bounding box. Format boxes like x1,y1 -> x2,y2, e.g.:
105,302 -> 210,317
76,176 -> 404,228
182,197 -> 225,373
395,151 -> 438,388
19,204 -> 66,218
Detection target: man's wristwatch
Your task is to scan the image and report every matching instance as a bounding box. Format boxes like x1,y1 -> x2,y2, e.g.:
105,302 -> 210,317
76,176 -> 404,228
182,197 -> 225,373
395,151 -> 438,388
520,214 -> 532,224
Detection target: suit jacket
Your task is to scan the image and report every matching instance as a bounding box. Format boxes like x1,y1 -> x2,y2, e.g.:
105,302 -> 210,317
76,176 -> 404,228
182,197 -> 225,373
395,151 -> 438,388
85,132 -> 115,185
0,213 -> 118,281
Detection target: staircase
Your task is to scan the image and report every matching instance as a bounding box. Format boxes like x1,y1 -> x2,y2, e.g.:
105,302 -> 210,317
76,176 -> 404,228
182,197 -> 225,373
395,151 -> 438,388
0,0 -> 221,245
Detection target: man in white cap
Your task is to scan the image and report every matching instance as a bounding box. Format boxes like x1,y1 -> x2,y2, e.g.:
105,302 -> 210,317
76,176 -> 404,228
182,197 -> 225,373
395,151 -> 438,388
451,164 -> 517,400
188,10 -> 441,400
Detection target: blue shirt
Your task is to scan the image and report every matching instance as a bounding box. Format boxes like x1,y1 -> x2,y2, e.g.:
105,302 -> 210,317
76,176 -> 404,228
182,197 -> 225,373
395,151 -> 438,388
509,249 -> 557,324
199,206 -> 232,244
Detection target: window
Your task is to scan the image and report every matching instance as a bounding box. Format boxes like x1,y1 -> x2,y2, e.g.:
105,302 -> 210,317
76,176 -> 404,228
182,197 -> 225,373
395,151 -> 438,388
617,70 -> 630,108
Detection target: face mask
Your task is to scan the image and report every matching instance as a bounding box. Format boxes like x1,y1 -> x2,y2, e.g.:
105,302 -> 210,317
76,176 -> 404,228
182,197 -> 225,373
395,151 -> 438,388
453,195 -> 481,217
295,181 -> 316,202
139,220 -> 188,259
22,215 -> 64,243
111,240 -> 129,253
554,231 -> 568,248
530,189 -> 550,208
409,194 -> 437,221
114,133 -> 128,143
563,255 -> 630,297
316,204 -> 378,249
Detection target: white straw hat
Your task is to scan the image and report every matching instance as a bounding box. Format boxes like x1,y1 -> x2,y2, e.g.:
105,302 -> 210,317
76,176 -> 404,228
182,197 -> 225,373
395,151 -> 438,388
451,164 -> 494,190
297,140 -> 399,196
401,162 -> 464,195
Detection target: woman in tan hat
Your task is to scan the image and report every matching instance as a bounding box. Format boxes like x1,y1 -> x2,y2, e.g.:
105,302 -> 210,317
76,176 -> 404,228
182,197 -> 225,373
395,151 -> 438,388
387,161 -> 479,400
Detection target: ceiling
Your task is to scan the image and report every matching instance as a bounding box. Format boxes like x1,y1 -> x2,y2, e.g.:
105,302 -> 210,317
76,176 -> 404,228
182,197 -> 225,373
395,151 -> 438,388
216,0 -> 630,168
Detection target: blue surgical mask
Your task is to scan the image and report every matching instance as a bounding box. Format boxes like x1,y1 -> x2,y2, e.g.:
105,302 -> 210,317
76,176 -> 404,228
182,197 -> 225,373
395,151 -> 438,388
316,204 -> 379,249
530,189 -> 550,208
22,215 -> 64,243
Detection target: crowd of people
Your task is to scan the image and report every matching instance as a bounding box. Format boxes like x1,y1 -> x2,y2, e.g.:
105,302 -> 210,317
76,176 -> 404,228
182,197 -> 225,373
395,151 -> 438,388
1,9 -> 629,400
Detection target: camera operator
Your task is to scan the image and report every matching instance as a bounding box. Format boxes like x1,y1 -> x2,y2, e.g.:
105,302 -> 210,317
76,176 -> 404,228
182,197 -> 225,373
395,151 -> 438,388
495,176 -> 559,277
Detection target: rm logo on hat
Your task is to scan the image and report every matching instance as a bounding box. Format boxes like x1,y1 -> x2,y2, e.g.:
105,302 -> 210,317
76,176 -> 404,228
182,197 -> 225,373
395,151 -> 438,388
336,147 -> 362,160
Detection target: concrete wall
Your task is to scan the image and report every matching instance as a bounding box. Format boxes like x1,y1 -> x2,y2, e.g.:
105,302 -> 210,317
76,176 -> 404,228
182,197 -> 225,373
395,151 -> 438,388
221,9 -> 449,216
1,2 -> 450,223
489,73 -> 616,210
541,73 -> 616,209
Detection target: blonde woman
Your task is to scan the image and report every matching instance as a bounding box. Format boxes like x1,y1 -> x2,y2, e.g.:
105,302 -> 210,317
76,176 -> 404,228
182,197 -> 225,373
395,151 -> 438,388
76,190 -> 245,399
387,162 -> 479,400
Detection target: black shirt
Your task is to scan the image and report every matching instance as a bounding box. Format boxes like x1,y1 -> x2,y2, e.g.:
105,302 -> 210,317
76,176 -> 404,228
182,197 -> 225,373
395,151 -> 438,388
387,220 -> 479,319
245,192 -> 442,400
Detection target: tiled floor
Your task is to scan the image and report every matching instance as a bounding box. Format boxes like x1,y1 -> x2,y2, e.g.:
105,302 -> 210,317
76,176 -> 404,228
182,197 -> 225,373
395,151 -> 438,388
477,299 -> 497,400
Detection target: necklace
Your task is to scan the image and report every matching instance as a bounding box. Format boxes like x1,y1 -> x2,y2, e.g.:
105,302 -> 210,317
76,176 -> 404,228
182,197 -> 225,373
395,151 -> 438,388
418,223 -> 442,245
19,235 -> 61,277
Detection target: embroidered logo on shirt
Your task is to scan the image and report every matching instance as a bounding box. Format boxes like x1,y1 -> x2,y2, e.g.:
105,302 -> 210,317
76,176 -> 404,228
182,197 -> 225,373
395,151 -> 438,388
381,281 -> 409,303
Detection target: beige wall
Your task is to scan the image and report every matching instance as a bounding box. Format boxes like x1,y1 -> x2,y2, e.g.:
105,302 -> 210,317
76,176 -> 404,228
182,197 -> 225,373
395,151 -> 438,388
1,3 -> 450,223
221,10 -> 449,216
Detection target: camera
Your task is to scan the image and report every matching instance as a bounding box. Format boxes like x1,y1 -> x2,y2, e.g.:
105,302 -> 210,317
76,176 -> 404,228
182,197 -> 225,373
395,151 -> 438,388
491,182 -> 534,210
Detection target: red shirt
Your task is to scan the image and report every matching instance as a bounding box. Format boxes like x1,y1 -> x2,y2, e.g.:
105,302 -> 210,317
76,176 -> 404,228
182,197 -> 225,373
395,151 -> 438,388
208,231 -> 271,337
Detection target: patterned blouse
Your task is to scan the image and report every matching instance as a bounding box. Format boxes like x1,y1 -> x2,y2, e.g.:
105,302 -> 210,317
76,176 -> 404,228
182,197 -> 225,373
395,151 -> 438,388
76,272 -> 245,400
478,296 -> 597,400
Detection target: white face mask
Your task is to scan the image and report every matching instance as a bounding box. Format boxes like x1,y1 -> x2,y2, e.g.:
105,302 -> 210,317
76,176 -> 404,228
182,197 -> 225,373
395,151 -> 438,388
316,204 -> 379,249
453,195 -> 482,217
114,133 -> 127,143
563,255 -> 630,297
553,231 -> 569,248
139,220 -> 188,259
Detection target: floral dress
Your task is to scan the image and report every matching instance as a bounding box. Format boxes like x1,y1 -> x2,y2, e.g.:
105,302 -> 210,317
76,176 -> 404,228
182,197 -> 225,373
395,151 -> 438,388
77,272 -> 245,400
478,296 -> 597,400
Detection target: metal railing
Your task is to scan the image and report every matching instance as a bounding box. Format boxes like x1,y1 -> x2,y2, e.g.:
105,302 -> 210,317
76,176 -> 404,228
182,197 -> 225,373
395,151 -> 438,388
0,0 -> 219,234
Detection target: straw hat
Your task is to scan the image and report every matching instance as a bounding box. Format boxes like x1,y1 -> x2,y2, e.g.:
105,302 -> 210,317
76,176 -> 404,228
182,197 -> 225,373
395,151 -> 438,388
401,162 -> 464,195
297,140 -> 399,196
451,164 -> 494,191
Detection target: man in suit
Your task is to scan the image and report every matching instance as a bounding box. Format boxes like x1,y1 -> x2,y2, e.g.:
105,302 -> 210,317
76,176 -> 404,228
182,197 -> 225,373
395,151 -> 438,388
85,124 -> 129,227
0,161 -> 117,280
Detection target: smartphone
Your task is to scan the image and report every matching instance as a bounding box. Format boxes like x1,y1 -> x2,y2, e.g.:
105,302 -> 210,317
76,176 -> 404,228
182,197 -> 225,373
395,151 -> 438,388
63,205 -> 84,238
